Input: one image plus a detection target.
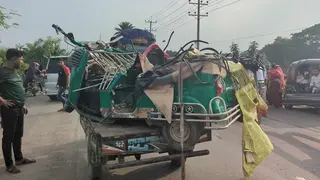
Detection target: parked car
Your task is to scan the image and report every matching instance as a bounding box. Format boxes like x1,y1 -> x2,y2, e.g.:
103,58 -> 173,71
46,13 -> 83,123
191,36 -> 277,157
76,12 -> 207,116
44,56 -> 70,100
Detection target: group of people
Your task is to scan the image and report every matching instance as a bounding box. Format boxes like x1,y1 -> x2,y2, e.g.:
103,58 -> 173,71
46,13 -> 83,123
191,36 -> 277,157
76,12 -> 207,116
0,48 -> 71,174
296,68 -> 320,93
23,59 -> 70,111
265,63 -> 320,107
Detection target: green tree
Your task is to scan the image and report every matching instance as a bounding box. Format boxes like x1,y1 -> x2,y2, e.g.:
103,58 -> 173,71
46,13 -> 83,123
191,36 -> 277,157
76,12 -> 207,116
165,50 -> 177,57
248,41 -> 259,57
260,23 -> 320,67
230,42 -> 240,58
23,37 -> 67,65
15,43 -> 26,51
0,48 -> 5,66
114,21 -> 134,36
0,6 -> 20,30
0,6 -> 20,42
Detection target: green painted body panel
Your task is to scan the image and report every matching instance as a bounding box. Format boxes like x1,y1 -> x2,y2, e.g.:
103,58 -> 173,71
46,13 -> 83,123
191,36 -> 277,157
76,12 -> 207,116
171,72 -> 235,114
136,94 -> 155,108
66,49 -> 237,117
99,72 -> 125,108
67,50 -> 88,108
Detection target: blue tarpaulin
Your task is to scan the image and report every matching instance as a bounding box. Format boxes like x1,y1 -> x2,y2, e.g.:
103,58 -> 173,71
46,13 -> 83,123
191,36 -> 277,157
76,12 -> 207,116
117,28 -> 156,46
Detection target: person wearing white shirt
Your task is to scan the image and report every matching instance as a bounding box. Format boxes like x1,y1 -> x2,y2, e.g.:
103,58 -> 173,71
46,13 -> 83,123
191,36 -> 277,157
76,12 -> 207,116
309,68 -> 320,93
296,71 -> 309,84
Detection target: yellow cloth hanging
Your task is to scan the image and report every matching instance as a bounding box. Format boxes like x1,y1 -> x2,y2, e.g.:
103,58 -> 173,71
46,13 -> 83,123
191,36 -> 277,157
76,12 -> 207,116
229,62 -> 274,179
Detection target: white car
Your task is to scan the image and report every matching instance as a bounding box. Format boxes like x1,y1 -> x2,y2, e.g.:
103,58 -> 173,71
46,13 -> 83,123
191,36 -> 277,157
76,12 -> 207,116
44,56 -> 70,100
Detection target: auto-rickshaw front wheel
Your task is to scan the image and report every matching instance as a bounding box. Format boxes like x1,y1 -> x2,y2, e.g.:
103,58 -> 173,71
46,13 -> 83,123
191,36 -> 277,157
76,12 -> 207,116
162,121 -> 201,151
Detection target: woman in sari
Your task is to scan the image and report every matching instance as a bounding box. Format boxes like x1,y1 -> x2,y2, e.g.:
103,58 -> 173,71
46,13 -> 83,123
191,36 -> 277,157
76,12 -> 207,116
266,64 -> 285,108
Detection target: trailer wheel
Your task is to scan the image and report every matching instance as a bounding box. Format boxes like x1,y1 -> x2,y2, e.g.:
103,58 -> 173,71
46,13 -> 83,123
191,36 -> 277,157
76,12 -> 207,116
162,121 -> 200,151
134,154 -> 141,160
89,165 -> 103,180
87,134 -> 104,180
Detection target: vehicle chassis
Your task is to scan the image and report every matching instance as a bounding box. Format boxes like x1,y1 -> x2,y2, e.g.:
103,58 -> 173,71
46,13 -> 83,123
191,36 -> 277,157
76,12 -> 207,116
80,115 -> 211,180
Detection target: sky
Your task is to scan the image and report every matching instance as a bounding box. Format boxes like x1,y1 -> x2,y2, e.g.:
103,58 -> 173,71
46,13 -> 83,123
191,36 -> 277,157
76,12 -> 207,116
0,0 -> 320,52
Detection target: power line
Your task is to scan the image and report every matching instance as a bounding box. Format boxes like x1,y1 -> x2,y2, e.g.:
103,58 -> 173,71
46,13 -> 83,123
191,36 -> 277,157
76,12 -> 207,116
155,7 -> 194,30
155,0 -> 223,31
169,18 -> 196,32
148,0 -> 179,19
207,0 -> 240,13
165,0 -> 241,33
157,1 -> 189,23
212,27 -> 307,43
201,0 -> 225,10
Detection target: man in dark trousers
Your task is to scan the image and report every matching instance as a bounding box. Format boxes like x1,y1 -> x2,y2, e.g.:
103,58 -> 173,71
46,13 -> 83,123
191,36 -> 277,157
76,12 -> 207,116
0,49 -> 36,174
56,60 -> 70,111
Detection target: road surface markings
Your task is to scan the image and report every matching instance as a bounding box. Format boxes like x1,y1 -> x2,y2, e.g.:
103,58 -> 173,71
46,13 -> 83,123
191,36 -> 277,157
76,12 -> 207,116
268,134 -> 311,161
295,176 -> 306,180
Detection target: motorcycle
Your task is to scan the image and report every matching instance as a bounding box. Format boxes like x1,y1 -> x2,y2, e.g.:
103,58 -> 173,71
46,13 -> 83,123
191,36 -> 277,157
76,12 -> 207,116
25,73 -> 46,96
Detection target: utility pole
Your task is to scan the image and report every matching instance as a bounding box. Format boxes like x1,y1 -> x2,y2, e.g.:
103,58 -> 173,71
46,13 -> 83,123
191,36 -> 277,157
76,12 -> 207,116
145,17 -> 157,33
189,0 -> 208,49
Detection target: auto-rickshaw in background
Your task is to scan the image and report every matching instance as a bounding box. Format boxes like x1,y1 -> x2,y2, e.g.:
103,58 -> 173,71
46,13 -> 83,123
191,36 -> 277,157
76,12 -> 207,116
283,59 -> 320,109
237,56 -> 268,102
52,24 -> 273,180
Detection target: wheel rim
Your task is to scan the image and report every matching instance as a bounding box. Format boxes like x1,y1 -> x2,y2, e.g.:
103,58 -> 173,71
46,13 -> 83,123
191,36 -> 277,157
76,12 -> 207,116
169,122 -> 191,142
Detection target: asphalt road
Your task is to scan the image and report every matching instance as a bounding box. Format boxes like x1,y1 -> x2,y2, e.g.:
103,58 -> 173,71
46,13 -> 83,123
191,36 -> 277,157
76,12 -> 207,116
0,96 -> 319,180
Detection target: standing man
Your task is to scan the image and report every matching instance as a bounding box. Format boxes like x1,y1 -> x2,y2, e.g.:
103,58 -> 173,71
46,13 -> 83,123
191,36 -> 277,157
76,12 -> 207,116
56,60 -> 70,111
309,68 -> 320,93
0,49 -> 36,174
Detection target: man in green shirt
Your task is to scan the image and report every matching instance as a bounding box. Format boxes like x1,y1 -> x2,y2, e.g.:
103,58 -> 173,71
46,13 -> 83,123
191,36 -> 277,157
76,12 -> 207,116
0,49 -> 36,174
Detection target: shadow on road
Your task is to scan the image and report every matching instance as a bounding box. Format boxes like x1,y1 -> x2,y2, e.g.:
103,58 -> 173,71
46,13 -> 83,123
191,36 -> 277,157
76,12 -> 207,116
265,107 -> 320,130
0,139 -> 178,180
267,131 -> 320,179
108,162 -> 179,180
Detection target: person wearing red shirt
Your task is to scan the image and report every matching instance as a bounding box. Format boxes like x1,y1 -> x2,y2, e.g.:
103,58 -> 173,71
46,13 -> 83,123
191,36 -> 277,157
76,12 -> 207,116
266,63 -> 285,107
56,60 -> 70,111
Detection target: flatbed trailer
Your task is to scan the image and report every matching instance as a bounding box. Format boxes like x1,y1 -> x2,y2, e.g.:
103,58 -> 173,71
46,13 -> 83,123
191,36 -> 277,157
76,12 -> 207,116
80,116 -> 212,180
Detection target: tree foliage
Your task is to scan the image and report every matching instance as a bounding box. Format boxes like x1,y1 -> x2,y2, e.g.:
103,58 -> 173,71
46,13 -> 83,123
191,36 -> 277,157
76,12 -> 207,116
248,41 -> 259,57
166,50 -> 177,57
260,23 -> 320,67
0,6 -> 20,30
0,37 -> 66,76
0,48 -> 5,66
230,42 -> 240,58
114,21 -> 134,36
23,37 -> 67,65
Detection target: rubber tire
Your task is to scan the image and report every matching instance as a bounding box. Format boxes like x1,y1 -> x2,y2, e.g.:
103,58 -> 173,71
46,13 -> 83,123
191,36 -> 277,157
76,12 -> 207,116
162,121 -> 201,151
49,95 -> 57,101
168,150 -> 192,167
64,104 -> 74,113
284,105 -> 293,109
134,154 -> 141,160
89,165 -> 103,180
